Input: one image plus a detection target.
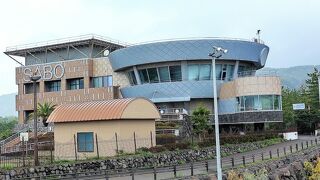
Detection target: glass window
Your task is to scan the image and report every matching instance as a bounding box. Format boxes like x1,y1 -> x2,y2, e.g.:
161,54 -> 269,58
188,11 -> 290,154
169,66 -> 182,82
215,64 -> 222,80
24,83 -> 39,94
147,68 -> 159,83
199,64 -> 211,80
45,80 -> 61,92
77,132 -> 94,152
104,76 -> 113,87
92,77 -> 103,88
188,64 -> 199,80
158,67 -> 170,82
274,95 -> 281,110
128,71 -> 137,85
138,69 -> 149,84
260,95 -> 273,110
226,65 -> 234,81
91,76 -> 113,88
67,78 -> 84,90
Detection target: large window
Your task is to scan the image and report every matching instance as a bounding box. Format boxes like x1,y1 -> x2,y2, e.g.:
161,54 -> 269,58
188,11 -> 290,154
91,76 -> 113,88
128,71 -> 137,85
188,64 -> 199,80
24,83 -> 39,94
158,67 -> 170,82
138,69 -> 149,84
199,64 -> 211,80
45,80 -> 61,92
169,66 -> 182,82
147,68 -> 159,83
77,132 -> 94,152
237,95 -> 282,112
67,78 -> 84,90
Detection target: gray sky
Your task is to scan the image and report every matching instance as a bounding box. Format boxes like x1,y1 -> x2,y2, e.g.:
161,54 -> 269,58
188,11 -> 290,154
0,0 -> 319,95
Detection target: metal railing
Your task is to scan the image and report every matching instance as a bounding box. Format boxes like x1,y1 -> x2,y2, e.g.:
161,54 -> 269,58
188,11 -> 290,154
237,70 -> 278,78
4,137 -> 320,180
6,34 -> 130,52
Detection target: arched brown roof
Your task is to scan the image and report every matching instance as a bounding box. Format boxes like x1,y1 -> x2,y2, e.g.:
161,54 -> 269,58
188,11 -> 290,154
47,98 -> 160,123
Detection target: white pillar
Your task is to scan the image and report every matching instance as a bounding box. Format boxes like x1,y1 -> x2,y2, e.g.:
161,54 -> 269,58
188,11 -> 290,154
212,57 -> 222,180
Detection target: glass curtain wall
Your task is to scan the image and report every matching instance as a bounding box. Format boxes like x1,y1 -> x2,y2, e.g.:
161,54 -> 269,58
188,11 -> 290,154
238,95 -> 281,112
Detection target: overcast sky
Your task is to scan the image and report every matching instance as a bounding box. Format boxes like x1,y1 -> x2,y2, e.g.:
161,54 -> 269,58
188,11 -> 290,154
0,0 -> 319,95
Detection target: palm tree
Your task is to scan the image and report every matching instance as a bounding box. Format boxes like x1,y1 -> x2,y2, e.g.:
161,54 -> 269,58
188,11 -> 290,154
28,102 -> 56,127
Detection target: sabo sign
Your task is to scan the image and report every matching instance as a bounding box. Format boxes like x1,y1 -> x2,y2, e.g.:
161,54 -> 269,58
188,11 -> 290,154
23,64 -> 65,82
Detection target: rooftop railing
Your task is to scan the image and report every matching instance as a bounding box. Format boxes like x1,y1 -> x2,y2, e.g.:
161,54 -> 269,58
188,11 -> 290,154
6,34 -> 130,52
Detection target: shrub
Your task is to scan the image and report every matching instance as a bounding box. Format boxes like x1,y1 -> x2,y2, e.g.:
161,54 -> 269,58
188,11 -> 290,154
163,142 -> 190,151
156,134 -> 177,145
148,146 -> 166,153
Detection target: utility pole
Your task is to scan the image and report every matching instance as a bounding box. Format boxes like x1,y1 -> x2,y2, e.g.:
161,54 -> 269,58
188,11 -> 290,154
31,75 -> 41,166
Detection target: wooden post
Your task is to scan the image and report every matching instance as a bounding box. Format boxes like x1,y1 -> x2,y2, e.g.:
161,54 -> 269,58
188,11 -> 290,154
191,163 -> 194,176
307,141 -> 309,148
290,146 -> 293,153
242,156 -> 245,166
153,167 -> 157,180
269,150 -> 272,159
301,142 -> 304,149
231,157 -> 234,167
261,152 -> 264,161
277,149 -> 279,157
150,131 -> 153,147
205,161 -> 209,172
296,143 -> 298,151
73,134 -> 78,161
115,133 -> 119,154
134,132 -> 137,153
50,141 -> 53,163
22,136 -> 25,167
284,147 -> 286,156
95,133 -> 99,159
252,154 -> 255,163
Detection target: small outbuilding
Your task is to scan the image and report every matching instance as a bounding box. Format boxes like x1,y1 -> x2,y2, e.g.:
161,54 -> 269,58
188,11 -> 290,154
47,98 -> 160,160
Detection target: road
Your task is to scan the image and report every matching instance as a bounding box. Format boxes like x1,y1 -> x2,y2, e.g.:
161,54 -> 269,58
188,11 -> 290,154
70,136 -> 319,180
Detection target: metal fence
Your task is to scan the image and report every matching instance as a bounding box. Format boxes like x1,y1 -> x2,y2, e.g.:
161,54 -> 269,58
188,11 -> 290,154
5,137 -> 320,180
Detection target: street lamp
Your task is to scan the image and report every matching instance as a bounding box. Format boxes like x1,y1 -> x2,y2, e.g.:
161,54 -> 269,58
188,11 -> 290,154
30,74 -> 41,166
209,46 -> 228,180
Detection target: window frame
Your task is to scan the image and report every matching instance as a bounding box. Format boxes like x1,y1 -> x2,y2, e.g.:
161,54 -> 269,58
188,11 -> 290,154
67,78 -> 84,90
77,132 -> 94,152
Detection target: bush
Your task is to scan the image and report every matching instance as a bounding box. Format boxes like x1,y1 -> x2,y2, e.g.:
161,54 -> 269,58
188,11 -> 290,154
163,142 -> 190,151
149,146 -> 166,153
156,134 -> 177,145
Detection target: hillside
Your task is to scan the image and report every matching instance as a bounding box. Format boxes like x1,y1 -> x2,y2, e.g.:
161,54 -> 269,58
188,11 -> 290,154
258,65 -> 320,89
0,93 -> 17,117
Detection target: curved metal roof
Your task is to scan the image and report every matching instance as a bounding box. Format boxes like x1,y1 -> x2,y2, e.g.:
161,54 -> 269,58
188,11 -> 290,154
108,38 -> 269,71
47,98 -> 160,123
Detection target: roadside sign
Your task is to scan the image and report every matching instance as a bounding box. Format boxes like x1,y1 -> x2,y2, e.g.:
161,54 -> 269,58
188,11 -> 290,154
20,132 -> 29,142
293,103 -> 305,110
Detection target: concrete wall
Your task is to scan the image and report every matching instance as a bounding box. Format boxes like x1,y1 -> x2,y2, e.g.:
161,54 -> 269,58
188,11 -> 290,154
54,120 -> 156,160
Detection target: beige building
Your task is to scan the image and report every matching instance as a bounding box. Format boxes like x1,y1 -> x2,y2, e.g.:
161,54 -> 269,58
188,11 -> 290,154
47,98 -> 160,160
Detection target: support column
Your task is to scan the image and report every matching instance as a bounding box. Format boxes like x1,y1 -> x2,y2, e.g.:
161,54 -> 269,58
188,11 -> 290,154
133,66 -> 141,85
181,61 -> 188,81
233,60 -> 239,79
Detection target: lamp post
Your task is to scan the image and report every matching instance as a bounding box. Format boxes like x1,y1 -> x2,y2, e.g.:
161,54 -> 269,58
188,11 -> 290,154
30,75 -> 41,166
209,46 -> 228,180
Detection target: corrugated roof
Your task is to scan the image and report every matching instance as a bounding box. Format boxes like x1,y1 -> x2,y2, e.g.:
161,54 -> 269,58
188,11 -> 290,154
47,98 -> 159,123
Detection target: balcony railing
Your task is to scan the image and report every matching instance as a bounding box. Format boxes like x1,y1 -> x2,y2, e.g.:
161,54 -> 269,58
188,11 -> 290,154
238,70 -> 278,78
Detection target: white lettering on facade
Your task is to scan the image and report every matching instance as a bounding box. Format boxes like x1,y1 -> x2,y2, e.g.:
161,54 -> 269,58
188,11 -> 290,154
23,64 -> 65,82
43,65 -> 53,80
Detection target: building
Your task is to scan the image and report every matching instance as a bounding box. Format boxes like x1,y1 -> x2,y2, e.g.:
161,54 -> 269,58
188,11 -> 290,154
47,98 -> 160,160
5,34 -> 282,133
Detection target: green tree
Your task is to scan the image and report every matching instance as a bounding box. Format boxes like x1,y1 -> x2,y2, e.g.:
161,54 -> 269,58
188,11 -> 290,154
191,104 -> 211,141
0,116 -> 18,140
295,68 -> 320,133
29,102 -> 56,127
